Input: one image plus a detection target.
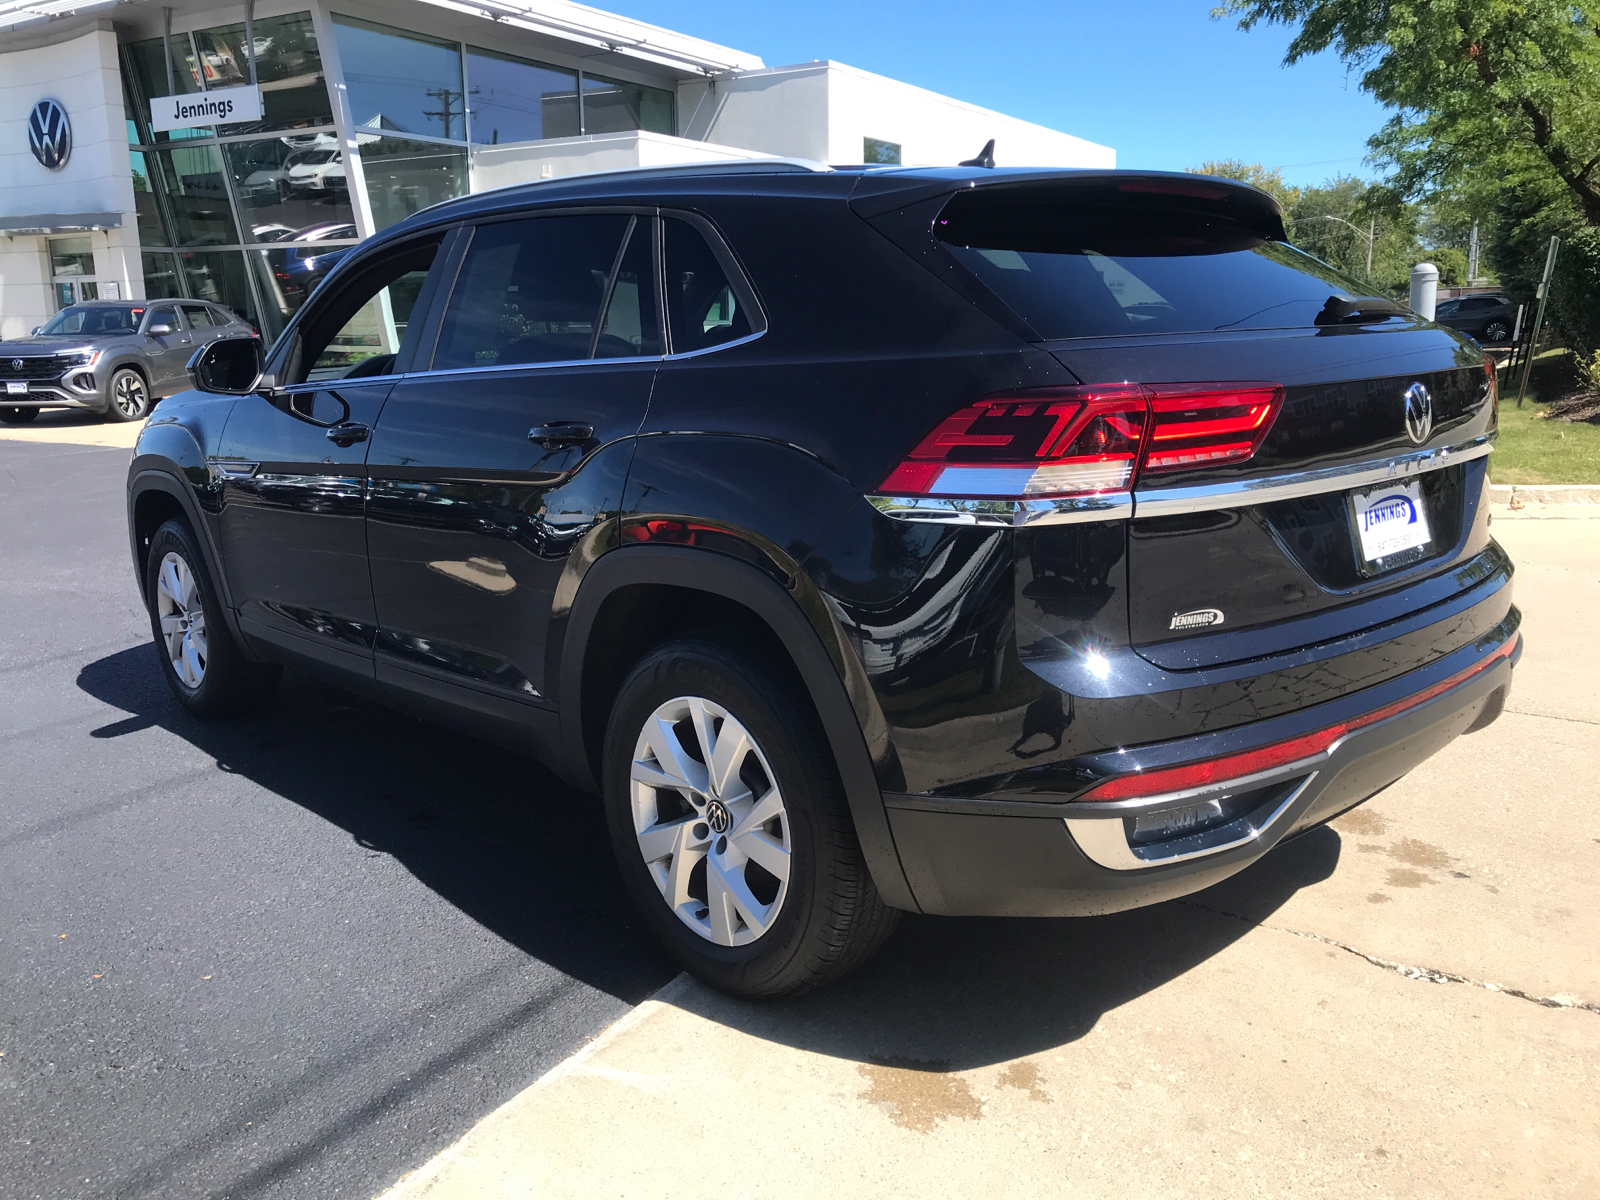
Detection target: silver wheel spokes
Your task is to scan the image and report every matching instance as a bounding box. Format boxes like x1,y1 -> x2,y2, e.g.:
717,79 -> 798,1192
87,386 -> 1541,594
631,696 -> 791,947
155,551 -> 207,689
115,374 -> 145,417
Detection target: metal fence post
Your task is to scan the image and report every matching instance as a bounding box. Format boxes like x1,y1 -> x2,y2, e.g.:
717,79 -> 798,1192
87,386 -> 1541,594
1517,235 -> 1563,408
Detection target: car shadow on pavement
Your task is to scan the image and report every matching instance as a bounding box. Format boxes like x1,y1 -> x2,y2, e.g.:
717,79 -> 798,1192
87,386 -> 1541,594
76,644 -> 675,1004
669,823 -> 1342,1070
78,642 -> 1340,1064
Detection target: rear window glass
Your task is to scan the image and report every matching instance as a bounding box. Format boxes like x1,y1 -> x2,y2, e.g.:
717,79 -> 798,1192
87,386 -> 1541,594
934,185 -> 1375,340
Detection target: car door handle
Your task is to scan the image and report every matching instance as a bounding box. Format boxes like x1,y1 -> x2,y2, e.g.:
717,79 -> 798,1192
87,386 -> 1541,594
528,422 -> 593,449
326,422 -> 369,447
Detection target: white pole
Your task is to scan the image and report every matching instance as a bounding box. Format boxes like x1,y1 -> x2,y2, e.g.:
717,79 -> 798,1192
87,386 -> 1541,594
1409,263 -> 1439,320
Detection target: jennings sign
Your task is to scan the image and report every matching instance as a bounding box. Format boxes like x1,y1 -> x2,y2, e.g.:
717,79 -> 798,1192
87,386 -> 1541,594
150,85 -> 263,132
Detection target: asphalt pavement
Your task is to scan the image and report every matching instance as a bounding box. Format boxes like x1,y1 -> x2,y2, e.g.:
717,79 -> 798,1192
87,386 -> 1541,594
0,433 -> 676,1200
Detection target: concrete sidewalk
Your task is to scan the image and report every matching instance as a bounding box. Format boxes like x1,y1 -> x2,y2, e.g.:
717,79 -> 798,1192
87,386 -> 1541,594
378,516 -> 1600,1200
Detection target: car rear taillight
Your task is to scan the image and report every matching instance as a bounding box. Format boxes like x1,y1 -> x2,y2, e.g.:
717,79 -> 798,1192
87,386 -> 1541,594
875,382 -> 1283,500
1483,353 -> 1499,427
876,385 -> 1147,500
1141,384 -> 1283,473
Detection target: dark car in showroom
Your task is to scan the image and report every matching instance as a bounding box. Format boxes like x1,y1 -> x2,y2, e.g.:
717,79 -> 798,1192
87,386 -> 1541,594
0,299 -> 254,424
1434,292 -> 1516,344
125,162 -> 1516,997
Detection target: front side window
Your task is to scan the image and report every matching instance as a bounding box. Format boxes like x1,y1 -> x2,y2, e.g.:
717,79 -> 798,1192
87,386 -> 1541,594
146,305 -> 181,332
432,215 -> 657,370
292,239 -> 441,383
662,218 -> 751,354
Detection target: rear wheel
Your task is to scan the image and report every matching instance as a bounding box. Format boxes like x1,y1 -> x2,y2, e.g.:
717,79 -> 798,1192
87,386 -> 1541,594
602,639 -> 899,998
145,518 -> 281,716
1484,320 -> 1511,344
0,406 -> 38,424
105,367 -> 152,423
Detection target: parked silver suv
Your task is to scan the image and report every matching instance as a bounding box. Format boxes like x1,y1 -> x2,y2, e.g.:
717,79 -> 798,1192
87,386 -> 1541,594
0,299 -> 255,424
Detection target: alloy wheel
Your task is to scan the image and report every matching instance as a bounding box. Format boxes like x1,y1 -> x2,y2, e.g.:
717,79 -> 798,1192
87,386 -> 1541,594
155,551 -> 207,689
113,372 -> 148,419
630,695 -> 792,946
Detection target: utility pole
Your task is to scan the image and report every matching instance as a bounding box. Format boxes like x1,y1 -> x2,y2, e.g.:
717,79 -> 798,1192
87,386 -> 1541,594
1367,216 -> 1375,276
1517,235 -> 1562,408
1468,220 -> 1480,285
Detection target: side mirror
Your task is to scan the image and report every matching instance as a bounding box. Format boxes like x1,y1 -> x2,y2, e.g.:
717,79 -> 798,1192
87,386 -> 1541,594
30,327 -> 41,335
188,337 -> 265,395
147,321 -> 175,336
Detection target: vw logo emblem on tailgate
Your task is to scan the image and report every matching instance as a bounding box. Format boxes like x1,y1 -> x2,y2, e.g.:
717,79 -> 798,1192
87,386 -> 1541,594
28,99 -> 71,171
1403,382 -> 1433,445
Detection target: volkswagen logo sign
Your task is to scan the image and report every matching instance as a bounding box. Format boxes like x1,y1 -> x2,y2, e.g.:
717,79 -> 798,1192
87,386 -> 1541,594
1403,381 -> 1433,445
10,360 -> 21,372
28,99 -> 71,171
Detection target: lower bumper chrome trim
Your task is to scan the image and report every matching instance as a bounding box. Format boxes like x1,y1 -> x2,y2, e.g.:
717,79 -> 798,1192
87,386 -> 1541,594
868,491 -> 1133,527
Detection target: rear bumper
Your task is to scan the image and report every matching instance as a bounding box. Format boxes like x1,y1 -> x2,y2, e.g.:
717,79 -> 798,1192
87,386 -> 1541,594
883,626 -> 1519,917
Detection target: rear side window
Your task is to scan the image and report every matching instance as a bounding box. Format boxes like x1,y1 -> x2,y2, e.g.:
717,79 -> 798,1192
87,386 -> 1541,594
663,217 -> 751,354
934,184 -> 1374,339
433,214 -> 658,370
182,304 -> 215,328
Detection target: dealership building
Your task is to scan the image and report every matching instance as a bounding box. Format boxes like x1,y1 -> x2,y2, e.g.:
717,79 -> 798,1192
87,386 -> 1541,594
0,0 -> 1113,339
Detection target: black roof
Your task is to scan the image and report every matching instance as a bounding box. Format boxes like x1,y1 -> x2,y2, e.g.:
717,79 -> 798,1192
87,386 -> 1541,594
371,164 -> 1286,249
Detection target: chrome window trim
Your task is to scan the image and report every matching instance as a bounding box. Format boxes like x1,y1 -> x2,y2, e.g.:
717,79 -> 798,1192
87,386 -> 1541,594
867,490 -> 1133,528
390,353 -> 666,383
1133,435 -> 1494,518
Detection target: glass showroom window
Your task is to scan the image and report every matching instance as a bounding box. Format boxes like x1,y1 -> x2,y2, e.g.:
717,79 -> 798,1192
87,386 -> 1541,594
192,13 -> 335,134
333,16 -> 467,141
580,72 -> 673,135
50,238 -> 98,310
863,137 -> 901,164
466,47 -> 578,144
124,36 -> 212,143
359,135 -> 469,232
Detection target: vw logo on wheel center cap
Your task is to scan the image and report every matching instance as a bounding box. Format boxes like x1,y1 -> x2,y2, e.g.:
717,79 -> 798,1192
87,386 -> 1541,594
705,798 -> 732,835
1403,381 -> 1433,445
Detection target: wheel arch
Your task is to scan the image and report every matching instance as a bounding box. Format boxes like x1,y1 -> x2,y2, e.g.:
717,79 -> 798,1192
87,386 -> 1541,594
559,544 -> 918,912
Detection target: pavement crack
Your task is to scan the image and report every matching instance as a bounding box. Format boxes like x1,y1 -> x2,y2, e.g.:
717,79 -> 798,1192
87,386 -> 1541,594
1178,898 -> 1600,1015
1503,706 -> 1600,726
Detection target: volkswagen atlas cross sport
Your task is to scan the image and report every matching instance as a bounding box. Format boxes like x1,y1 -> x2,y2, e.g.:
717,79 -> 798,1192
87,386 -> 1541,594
125,162 -> 1517,997
0,299 -> 255,425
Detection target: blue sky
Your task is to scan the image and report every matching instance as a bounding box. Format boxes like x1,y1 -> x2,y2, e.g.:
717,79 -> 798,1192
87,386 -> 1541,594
604,0 -> 1391,187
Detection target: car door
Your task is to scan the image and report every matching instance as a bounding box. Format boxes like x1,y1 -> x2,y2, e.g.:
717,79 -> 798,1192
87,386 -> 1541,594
211,232 -> 449,680
141,304 -> 192,393
180,303 -> 228,355
366,210 -> 660,707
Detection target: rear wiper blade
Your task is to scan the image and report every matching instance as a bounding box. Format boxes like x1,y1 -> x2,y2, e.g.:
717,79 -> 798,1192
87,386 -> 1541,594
1314,294 -> 1407,326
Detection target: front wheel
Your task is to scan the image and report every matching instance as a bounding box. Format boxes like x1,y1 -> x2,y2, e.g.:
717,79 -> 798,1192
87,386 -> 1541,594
145,518 -> 281,716
602,639 -> 899,998
0,406 -> 39,424
105,367 -> 152,423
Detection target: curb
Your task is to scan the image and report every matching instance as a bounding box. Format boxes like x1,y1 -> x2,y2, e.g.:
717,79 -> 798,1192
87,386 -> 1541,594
1490,483 -> 1600,512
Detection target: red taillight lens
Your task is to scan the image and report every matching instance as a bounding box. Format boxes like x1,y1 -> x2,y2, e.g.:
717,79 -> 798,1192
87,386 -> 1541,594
875,382 -> 1283,500
1141,384 -> 1284,473
876,385 -> 1147,500
1075,636 -> 1518,802
1483,353 -> 1499,428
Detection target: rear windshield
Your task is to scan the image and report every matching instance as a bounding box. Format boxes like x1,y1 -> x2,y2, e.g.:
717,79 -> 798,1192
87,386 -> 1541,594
935,186 -> 1375,340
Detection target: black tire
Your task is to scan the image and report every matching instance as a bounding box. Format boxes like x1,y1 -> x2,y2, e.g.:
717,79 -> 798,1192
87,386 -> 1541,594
105,367 -> 153,423
145,517 -> 281,716
1484,320 -> 1511,344
602,639 -> 900,998
0,406 -> 39,424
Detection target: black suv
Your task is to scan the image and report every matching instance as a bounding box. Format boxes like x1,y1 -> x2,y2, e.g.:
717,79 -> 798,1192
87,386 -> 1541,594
1435,293 -> 1516,344
126,164 -> 1517,997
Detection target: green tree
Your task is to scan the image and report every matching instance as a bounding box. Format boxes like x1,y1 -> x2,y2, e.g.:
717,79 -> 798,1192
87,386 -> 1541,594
1213,1 -> 1600,227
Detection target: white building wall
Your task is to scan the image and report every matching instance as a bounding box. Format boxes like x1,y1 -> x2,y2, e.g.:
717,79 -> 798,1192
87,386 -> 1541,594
470,130 -> 776,193
0,23 -> 142,337
678,60 -> 1113,171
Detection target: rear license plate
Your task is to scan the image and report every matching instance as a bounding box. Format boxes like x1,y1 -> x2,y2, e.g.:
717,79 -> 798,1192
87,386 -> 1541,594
1349,480 -> 1432,567
5,382 -> 25,395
